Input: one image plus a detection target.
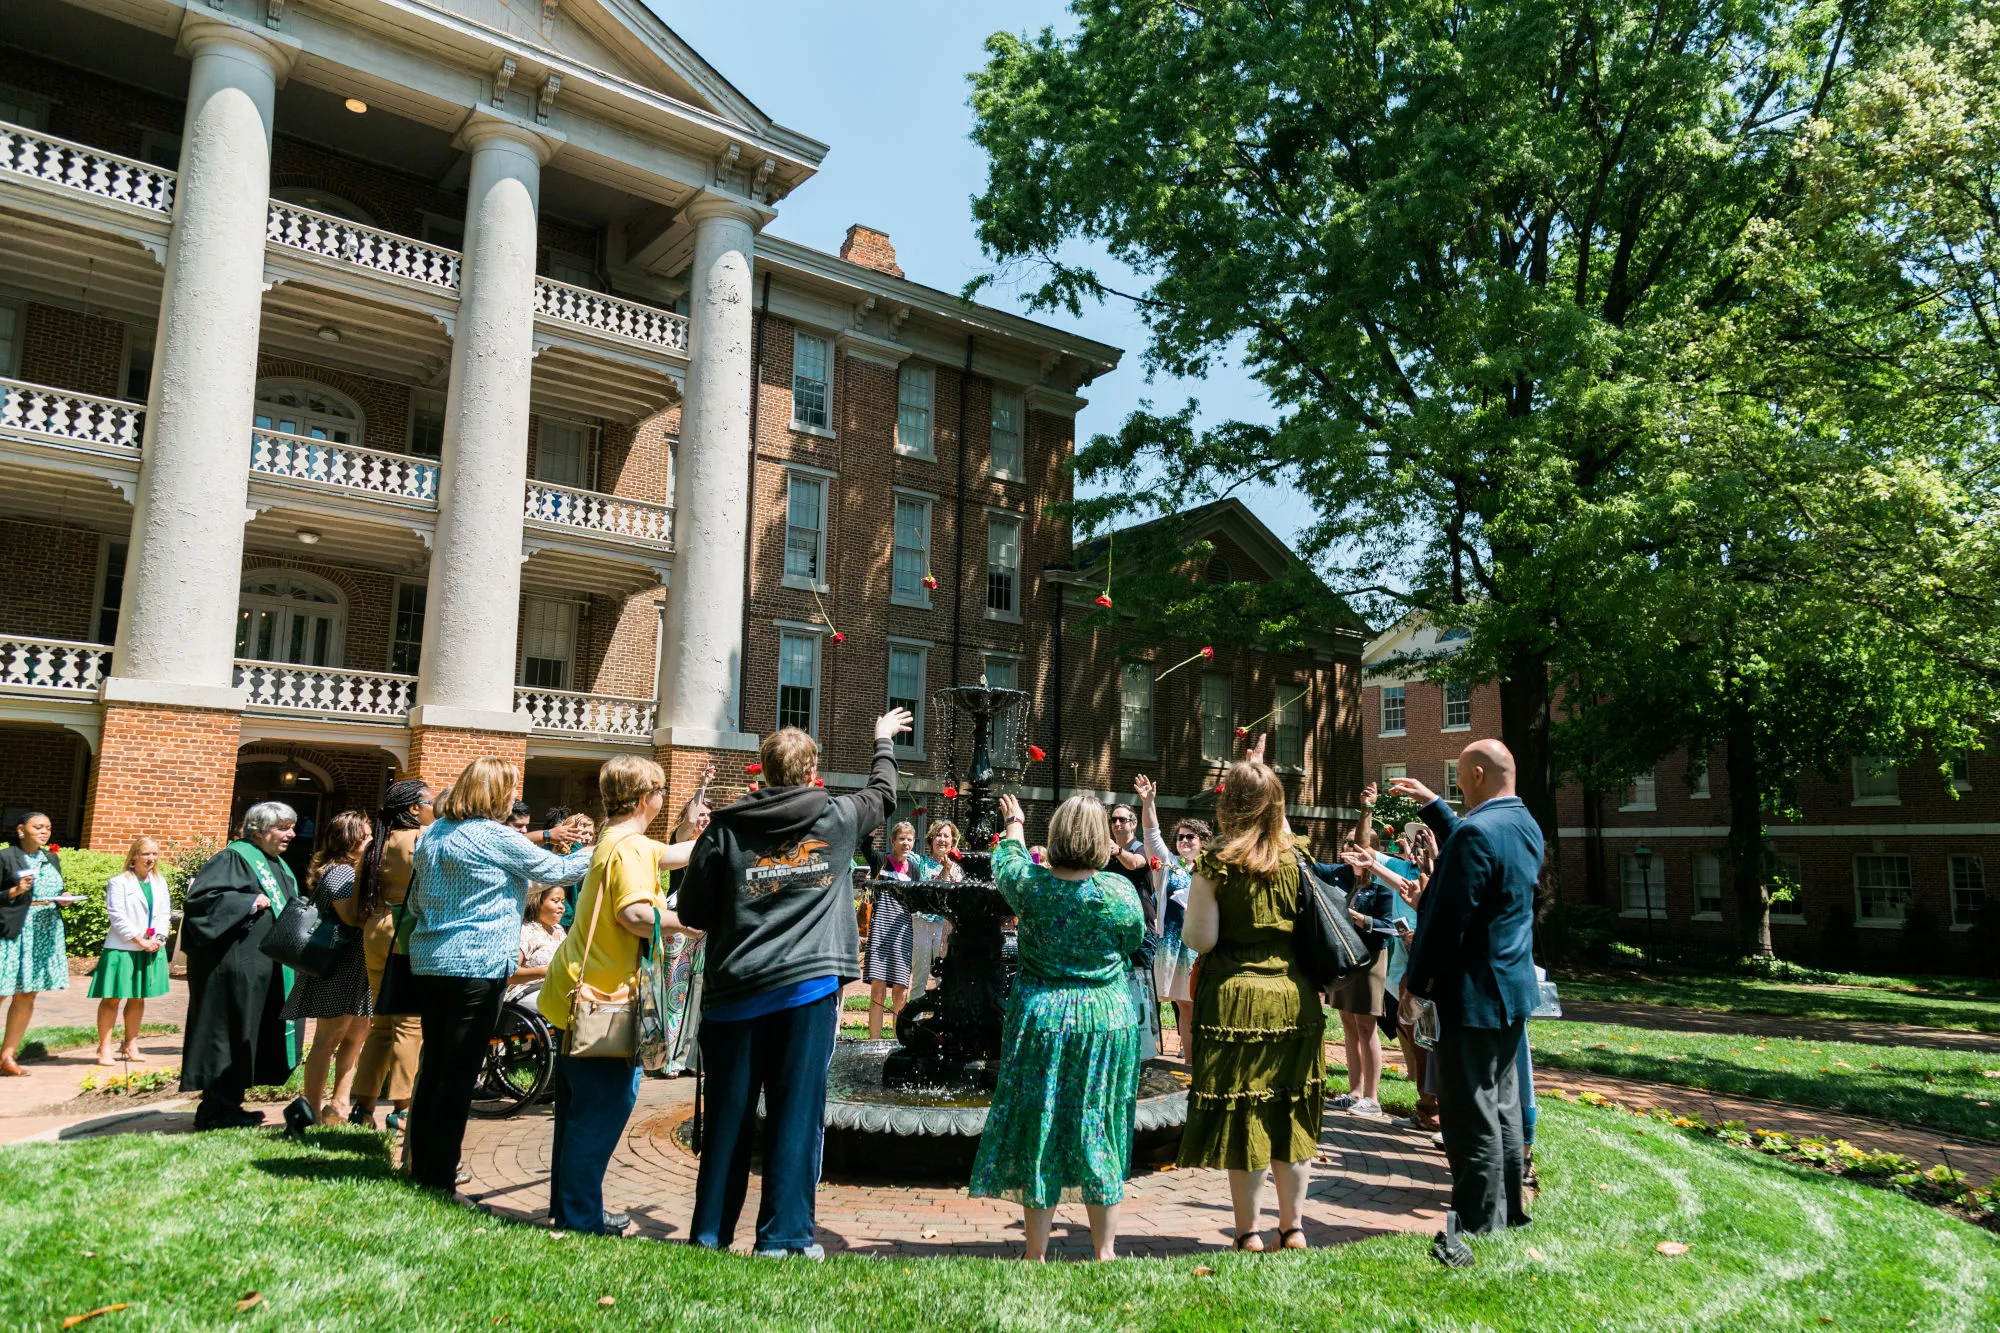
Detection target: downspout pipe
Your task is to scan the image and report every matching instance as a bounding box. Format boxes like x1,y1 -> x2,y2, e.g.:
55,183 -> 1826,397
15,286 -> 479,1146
949,335 -> 973,763
735,269 -> 772,730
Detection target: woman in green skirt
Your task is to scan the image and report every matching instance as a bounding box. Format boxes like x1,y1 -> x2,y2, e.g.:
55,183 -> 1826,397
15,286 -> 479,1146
92,837 -> 174,1064
969,793 -> 1145,1261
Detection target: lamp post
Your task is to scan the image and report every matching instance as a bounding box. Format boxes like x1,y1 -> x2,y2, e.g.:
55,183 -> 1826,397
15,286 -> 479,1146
1634,842 -> 1656,971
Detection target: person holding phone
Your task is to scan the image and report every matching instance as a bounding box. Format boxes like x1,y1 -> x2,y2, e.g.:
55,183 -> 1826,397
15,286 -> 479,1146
0,811 -> 67,1077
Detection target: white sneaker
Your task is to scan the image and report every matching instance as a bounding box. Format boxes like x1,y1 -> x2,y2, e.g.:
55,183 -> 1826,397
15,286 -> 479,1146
1329,1093 -> 1358,1111
1349,1097 -> 1389,1120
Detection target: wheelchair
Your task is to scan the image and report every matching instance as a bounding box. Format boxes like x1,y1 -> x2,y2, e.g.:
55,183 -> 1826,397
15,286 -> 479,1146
468,994 -> 557,1119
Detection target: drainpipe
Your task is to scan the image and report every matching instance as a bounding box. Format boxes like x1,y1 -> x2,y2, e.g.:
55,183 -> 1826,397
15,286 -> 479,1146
1049,579 -> 1064,804
735,270 -> 771,731
948,335 -> 973,765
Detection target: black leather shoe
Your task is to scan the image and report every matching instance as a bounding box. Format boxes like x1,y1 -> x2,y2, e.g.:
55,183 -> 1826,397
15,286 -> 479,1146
1430,1213 -> 1476,1268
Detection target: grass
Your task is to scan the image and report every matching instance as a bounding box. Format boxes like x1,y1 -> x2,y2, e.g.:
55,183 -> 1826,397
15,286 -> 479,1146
1553,970 -> 2000,1032
1530,1019 -> 2000,1141
18,1023 -> 178,1062
3,1100 -> 1996,1331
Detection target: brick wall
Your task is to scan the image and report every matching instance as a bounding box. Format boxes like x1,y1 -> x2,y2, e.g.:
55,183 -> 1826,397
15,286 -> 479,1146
1360,677 -> 1506,798
408,725 -> 527,799
0,728 -> 89,845
19,303 -> 127,399
0,521 -> 103,642
2,46 -> 183,160
83,704 -> 241,852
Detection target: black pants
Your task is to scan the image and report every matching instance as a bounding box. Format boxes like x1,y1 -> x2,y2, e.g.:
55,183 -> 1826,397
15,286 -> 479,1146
405,973 -> 505,1193
1434,1017 -> 1528,1234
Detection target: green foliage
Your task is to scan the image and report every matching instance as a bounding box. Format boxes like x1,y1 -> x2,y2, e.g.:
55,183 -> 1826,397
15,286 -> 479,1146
51,849 -> 124,958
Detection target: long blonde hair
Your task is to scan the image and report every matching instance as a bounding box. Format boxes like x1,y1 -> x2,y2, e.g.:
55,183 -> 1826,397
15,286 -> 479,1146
1212,761 -> 1289,877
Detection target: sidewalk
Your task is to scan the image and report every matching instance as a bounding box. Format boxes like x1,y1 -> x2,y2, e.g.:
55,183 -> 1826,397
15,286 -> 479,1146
1555,999 -> 2000,1055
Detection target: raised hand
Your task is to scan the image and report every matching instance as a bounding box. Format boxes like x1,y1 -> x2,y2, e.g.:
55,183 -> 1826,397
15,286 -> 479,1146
1388,775 -> 1437,806
875,707 -> 915,742
1246,732 -> 1268,765
998,793 -> 1025,826
1360,781 -> 1378,809
1133,774 -> 1157,807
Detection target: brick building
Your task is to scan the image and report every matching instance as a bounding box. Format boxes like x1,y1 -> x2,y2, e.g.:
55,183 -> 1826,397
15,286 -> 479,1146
1362,615 -> 1996,967
0,1 -> 1369,869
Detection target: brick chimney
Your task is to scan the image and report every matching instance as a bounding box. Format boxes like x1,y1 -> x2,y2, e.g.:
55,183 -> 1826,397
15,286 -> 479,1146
839,223 -> 903,278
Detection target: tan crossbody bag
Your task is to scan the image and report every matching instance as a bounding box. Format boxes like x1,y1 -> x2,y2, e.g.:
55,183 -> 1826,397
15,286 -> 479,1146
563,834 -> 639,1060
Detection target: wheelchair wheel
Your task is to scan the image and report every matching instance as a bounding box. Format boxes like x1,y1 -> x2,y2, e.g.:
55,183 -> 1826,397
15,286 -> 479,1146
469,1001 -> 555,1118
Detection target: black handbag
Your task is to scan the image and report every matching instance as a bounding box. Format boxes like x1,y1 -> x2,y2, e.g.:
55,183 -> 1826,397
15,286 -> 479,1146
259,892 -> 352,979
373,871 -> 421,1017
1292,852 -> 1376,989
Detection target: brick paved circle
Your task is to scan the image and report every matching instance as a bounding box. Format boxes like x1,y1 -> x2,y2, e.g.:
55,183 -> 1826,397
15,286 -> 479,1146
460,1067 -> 1450,1258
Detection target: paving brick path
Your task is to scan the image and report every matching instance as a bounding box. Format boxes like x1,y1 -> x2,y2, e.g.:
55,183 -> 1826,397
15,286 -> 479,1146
1556,999 -> 2000,1054
460,1071 -> 1451,1258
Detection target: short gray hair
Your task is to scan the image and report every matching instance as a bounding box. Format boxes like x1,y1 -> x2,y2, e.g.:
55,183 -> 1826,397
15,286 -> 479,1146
241,801 -> 298,838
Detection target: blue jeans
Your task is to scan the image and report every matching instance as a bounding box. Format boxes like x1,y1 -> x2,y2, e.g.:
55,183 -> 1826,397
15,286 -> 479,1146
549,1053 -> 641,1233
688,992 -> 839,1252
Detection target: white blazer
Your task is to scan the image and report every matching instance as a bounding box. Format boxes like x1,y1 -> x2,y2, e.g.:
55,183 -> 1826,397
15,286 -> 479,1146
104,871 -> 172,951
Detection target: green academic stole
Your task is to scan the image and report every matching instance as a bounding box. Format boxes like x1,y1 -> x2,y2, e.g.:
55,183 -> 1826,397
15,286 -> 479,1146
230,840 -> 302,1066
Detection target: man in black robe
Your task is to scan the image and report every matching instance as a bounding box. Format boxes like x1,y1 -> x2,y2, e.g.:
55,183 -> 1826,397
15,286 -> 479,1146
179,801 -> 303,1130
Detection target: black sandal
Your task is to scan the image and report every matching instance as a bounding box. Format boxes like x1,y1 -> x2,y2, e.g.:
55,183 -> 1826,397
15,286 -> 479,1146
1278,1228 -> 1307,1250
1233,1232 -> 1265,1252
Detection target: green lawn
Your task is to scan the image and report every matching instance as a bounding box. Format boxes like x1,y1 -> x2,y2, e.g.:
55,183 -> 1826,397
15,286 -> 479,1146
1553,971 -> 2000,1032
1531,1020 -> 2000,1141
18,1023 -> 178,1062
3,1104 -> 1997,1331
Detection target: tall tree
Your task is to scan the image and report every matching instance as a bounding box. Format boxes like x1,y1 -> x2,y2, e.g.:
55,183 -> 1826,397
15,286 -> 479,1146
969,0 -> 1951,857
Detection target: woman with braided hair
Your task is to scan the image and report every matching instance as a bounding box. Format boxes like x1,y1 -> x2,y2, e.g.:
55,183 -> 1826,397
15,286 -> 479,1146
349,779 -> 433,1130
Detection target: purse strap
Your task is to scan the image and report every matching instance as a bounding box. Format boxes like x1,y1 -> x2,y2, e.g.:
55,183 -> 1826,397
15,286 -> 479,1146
564,830 -> 642,1029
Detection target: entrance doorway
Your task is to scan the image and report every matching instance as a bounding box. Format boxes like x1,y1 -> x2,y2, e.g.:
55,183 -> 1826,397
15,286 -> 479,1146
231,760 -> 323,885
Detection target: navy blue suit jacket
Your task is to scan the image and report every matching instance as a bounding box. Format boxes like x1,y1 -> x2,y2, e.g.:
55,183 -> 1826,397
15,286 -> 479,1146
1404,795 -> 1543,1029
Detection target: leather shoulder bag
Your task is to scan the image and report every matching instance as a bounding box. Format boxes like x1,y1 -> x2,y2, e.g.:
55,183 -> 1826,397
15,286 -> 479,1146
564,837 -> 639,1061
1292,851 -> 1376,990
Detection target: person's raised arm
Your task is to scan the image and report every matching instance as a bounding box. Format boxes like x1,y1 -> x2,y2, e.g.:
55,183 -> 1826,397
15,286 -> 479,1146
1357,781 -> 1379,849
495,822 -> 593,886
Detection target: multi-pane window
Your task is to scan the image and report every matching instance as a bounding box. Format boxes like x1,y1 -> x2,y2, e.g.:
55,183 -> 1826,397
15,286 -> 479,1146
546,249 -> 598,289
389,583 -> 426,674
0,90 -> 51,131
1624,770 -> 1658,809
1693,852 -> 1723,917
534,417 -> 591,487
985,515 -> 1021,617
792,331 -> 829,430
891,495 -> 931,603
1853,853 -> 1912,923
1766,851 -> 1806,922
777,632 -> 819,735
123,324 -> 153,401
1950,854 -> 1986,929
896,363 -> 933,455
1620,853 -> 1667,918
887,644 -> 926,754
408,389 -> 446,459
982,654 -> 1020,692
1381,763 -> 1408,784
1119,663 -> 1153,756
1950,756 -> 1973,791
0,300 -> 19,377
1199,674 -> 1233,761
784,472 -> 825,588
990,387 -> 1022,477
1380,685 -> 1406,735
1445,759 -> 1463,805
520,597 -> 576,689
95,541 -> 127,645
237,576 -> 343,667
1689,764 -> 1712,798
1273,687 -> 1305,768
1852,757 -> 1901,803
1442,680 -> 1472,730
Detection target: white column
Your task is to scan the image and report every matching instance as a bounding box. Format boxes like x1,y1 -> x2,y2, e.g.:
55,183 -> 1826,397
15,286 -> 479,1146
107,19 -> 294,711
411,113 -> 557,733
654,195 -> 763,750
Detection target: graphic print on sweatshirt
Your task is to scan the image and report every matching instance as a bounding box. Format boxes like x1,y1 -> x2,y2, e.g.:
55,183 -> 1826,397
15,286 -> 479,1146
743,836 -> 834,900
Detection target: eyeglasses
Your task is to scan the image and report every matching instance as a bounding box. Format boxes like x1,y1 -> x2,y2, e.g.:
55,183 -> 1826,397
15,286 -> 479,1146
1174,832 -> 1201,842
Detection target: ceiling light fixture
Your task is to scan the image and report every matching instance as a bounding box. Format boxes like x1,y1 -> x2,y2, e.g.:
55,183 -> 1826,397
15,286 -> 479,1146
344,97 -> 368,114
296,529 -> 321,546
316,325 -> 341,343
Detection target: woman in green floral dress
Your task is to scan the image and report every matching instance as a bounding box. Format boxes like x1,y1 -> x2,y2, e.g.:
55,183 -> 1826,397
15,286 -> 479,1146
970,794 -> 1144,1261
0,811 -> 69,1077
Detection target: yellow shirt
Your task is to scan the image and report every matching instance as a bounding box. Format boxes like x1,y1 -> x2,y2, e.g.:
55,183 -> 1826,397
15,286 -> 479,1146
538,832 -> 668,1030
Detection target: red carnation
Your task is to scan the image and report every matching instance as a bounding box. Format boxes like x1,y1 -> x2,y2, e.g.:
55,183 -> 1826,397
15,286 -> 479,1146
831,631 -> 845,644
1094,593 -> 1113,609
1027,743 -> 1046,762
922,573 -> 938,590
745,762 -> 762,775
1214,783 -> 1225,793
1149,855 -> 1163,872
1201,646 -> 1215,659
1233,727 -> 1247,739
943,784 -> 959,800
914,806 -> 929,816
990,833 -> 1002,849
813,777 -> 825,787
747,781 -> 759,791
948,848 -> 963,861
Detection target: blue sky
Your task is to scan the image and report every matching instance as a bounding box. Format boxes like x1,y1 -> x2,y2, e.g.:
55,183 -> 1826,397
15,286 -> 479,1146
648,1 -> 1316,545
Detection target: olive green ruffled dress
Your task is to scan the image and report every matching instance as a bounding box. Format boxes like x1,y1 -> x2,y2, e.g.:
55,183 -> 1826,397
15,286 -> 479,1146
1176,842 -> 1326,1171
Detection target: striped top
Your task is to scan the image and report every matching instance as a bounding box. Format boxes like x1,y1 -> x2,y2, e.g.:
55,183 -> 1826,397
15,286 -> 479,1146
408,819 -> 592,979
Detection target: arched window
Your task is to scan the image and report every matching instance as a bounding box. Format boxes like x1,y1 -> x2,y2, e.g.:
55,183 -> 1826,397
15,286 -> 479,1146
1205,555 -> 1233,585
237,573 -> 347,667
255,378 -> 363,444
271,186 -> 377,227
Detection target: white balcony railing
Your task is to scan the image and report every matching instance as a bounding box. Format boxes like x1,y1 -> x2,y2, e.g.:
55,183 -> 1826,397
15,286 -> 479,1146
235,661 -> 417,718
524,483 -> 673,544
0,120 -> 175,214
534,277 -> 689,353
0,377 -> 144,452
516,687 -> 657,738
267,200 -> 461,291
250,428 -> 440,502
0,637 -> 111,697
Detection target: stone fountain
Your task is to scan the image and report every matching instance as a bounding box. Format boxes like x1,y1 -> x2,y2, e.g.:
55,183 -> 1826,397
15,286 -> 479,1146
815,682 -> 1189,1178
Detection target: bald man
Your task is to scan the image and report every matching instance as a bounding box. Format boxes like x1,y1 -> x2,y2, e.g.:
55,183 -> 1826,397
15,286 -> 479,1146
1390,739 -> 1543,1266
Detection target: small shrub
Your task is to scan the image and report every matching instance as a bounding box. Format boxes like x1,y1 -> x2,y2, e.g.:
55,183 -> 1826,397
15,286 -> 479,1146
52,848 -> 125,958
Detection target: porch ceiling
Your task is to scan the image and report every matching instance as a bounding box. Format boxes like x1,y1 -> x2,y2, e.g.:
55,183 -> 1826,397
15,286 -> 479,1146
261,281 -> 453,387
243,500 -> 433,577
0,455 -> 132,533
0,206 -> 163,324
530,343 -> 680,424
521,542 -> 669,599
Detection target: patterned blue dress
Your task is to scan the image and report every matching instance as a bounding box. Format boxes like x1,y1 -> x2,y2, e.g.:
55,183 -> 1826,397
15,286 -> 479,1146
969,840 -> 1144,1208
0,851 -> 68,997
